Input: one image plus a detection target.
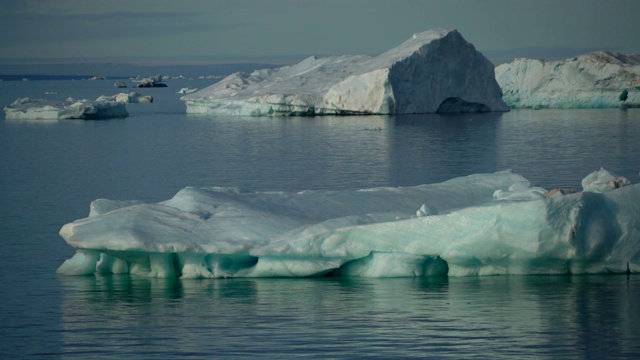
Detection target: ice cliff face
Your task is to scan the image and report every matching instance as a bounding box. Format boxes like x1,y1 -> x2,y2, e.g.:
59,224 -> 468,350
495,51 -> 640,109
182,29 -> 509,116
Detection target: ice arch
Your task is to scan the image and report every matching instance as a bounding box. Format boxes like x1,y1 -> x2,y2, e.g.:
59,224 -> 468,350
436,97 -> 492,113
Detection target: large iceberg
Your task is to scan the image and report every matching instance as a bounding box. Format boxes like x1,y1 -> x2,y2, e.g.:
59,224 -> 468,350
181,29 -> 509,116
57,169 -> 640,278
495,51 -> 640,109
4,97 -> 128,120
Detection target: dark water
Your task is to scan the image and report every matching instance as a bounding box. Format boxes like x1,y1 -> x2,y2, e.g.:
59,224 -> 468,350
1,80 -> 639,358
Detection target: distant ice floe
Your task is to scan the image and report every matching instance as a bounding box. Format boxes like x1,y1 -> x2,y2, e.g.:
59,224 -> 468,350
177,87 -> 198,94
4,97 -> 128,120
98,92 -> 153,104
57,168 -> 640,278
132,74 -> 167,88
495,51 -> 640,109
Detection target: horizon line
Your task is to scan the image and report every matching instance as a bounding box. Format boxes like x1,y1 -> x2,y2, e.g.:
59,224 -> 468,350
2,45 -> 638,65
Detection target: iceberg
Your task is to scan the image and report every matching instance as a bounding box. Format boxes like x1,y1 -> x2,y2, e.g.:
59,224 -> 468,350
581,167 -> 631,193
115,92 -> 152,103
97,92 -> 153,104
495,51 -> 640,109
4,97 -> 128,120
177,87 -> 198,94
181,29 -> 509,116
57,169 -> 640,278
133,74 -> 167,88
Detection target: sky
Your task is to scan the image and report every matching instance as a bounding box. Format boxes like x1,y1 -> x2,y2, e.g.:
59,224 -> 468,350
1,0 -> 639,64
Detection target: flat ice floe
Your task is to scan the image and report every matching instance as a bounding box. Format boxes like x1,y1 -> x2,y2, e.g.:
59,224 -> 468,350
4,97 -> 128,120
57,169 -> 640,278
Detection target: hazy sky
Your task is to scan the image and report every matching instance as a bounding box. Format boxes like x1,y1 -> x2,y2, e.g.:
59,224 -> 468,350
1,0 -> 639,62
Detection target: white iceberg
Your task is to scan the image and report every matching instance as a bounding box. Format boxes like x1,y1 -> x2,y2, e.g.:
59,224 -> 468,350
177,87 -> 198,94
132,74 -> 167,88
181,29 -> 508,116
581,167 -> 631,193
96,92 -> 153,104
4,97 -> 128,120
57,169 -> 640,278
495,51 -> 640,109
115,92 -> 152,103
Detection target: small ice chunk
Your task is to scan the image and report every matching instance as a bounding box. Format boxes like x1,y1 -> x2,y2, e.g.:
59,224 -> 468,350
416,203 -> 438,217
582,168 -> 631,193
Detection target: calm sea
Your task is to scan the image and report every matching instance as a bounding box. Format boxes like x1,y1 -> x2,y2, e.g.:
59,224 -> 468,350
1,79 -> 639,359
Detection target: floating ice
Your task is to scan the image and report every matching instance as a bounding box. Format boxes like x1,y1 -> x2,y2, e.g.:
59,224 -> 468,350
495,51 -> 640,109
97,92 -> 153,104
57,169 -> 640,278
582,167 -> 631,193
181,29 -> 508,116
177,87 -> 198,94
4,97 -> 128,120
132,74 -> 167,88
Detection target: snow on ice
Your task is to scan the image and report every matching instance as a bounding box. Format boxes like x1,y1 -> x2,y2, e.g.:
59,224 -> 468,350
57,169 -> 640,278
181,29 -> 509,116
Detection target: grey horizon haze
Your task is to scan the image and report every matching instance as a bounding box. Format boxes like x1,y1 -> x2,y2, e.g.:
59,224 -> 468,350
1,0 -> 639,64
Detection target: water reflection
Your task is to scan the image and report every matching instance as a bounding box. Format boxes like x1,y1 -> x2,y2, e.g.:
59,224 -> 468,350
389,112 -> 503,186
57,275 -> 640,358
179,115 -> 397,191
495,109 -> 640,189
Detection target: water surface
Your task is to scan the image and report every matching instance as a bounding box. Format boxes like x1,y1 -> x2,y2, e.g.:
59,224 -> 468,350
1,80 -> 639,358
